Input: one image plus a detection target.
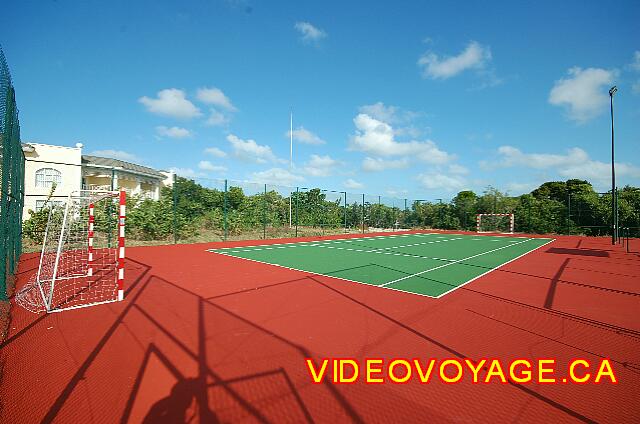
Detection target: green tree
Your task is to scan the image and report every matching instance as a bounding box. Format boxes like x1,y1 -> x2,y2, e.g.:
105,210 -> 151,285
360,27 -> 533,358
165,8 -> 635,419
452,190 -> 477,230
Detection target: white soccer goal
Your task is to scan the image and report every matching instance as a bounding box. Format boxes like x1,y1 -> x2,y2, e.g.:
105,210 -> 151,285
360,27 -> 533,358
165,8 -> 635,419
16,190 -> 126,313
476,213 -> 514,234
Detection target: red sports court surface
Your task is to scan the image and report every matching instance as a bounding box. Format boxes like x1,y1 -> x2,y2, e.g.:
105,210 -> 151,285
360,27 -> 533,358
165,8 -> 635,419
1,230 -> 639,423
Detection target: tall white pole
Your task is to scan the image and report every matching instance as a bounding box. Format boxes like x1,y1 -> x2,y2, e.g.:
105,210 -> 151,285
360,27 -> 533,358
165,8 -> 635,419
289,111 -> 293,228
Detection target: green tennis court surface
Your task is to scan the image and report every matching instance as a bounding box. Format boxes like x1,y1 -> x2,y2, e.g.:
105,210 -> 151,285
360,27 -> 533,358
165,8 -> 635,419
208,233 -> 554,297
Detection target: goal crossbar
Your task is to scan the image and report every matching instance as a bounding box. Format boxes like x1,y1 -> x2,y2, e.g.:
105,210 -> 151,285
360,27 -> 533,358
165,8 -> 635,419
476,213 -> 514,234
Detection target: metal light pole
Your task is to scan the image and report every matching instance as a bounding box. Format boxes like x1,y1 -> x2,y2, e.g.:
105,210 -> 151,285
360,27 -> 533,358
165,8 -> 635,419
609,86 -> 617,245
289,111 -> 293,228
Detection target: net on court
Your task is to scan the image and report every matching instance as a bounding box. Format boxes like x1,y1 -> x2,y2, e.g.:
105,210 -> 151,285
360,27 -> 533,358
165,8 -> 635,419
15,190 -> 124,313
208,232 -> 553,297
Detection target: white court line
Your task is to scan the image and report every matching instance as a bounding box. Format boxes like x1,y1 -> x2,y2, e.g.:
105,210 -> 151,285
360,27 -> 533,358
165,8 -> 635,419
434,238 -> 555,298
315,236 -> 464,257
210,250 -> 439,299
315,242 -> 459,262
208,232 -> 443,252
209,232 -> 523,255
209,236 -> 555,298
219,234 -> 457,255
379,237 -> 535,287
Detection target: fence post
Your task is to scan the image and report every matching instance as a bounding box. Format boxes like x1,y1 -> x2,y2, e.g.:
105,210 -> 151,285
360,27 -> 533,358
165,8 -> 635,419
404,198 -> 407,228
361,193 -> 365,234
0,86 -> 17,299
263,184 -> 267,239
223,179 -> 228,241
567,192 -> 571,234
0,100 -> 11,300
9,122 -> 19,274
377,195 -> 381,228
1,53 -> 26,299
295,187 -> 299,237
16,149 -> 25,273
321,189 -> 326,236
343,192 -> 347,233
393,199 -> 397,230
173,173 -> 177,244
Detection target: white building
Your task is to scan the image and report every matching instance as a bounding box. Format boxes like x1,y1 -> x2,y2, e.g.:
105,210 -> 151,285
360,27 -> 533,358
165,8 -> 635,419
22,142 -> 169,220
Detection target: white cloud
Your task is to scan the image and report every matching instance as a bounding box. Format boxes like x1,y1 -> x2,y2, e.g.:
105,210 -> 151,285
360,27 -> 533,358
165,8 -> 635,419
488,145 -> 640,188
448,164 -> 469,175
287,126 -> 326,145
386,188 -> 409,197
548,67 -> 617,123
89,150 -> 139,163
359,102 -> 400,123
418,41 -> 492,80
169,167 -> 204,178
629,51 -> 640,95
302,154 -> 340,177
198,160 -> 227,173
487,146 -> 589,169
362,157 -> 410,172
250,168 -> 304,186
358,103 -> 425,138
294,21 -> 327,43
350,114 -> 453,164
505,182 -> 538,195
417,173 -> 467,191
344,178 -> 364,189
227,134 -> 281,164
196,87 -> 237,111
139,88 -> 201,119
155,125 -> 192,138
205,109 -> 231,126
204,147 -> 227,158
559,161 -> 640,183
195,87 -> 236,126
629,51 -> 640,72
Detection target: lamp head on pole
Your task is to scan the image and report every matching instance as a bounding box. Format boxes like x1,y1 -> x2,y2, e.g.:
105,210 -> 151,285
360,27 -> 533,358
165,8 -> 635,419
609,86 -> 618,97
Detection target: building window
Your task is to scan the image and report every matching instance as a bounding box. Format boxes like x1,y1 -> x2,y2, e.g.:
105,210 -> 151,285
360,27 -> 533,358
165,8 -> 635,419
35,168 -> 62,188
35,200 -> 63,212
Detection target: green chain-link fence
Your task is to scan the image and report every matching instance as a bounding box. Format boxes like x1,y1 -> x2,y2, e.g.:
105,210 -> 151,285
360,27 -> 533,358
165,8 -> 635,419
0,46 -> 25,300
54,172 -> 628,248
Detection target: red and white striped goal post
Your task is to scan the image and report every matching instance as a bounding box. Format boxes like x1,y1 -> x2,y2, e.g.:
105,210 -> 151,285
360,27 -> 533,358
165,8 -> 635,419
86,189 -> 126,302
118,190 -> 126,301
476,213 -> 515,233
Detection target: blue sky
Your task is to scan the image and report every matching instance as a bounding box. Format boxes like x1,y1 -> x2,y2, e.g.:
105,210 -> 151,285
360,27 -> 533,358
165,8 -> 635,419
2,0 -> 639,200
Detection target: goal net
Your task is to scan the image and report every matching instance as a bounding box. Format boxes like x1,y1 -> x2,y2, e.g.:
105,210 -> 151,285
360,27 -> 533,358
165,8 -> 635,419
16,190 -> 126,313
476,213 -> 514,234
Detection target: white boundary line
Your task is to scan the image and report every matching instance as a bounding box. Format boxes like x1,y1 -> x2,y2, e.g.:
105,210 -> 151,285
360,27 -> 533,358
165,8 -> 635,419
220,235 -> 466,257
310,237 -> 466,262
212,232 -> 443,251
208,236 -> 556,299
210,250 -> 439,299
433,238 -> 556,298
211,231 -> 527,253
379,237 -> 535,287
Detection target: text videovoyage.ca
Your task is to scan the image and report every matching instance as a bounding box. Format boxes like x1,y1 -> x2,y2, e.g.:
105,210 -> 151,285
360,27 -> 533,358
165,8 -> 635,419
305,357 -> 618,384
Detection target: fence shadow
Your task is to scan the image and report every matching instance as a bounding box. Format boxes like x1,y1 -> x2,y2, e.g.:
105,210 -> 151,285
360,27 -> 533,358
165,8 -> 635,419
21,257 -> 362,424
4,239 -> 637,424
546,247 -> 609,257
305,275 -> 596,423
